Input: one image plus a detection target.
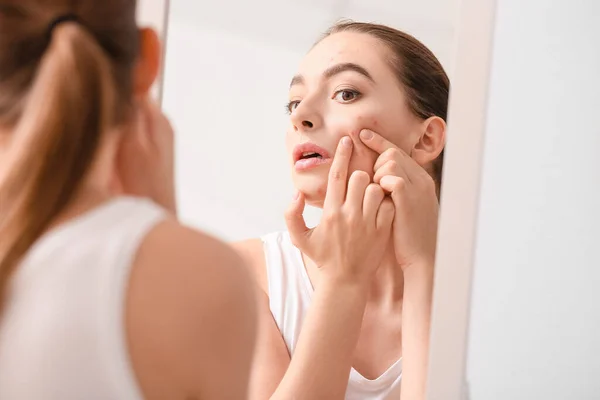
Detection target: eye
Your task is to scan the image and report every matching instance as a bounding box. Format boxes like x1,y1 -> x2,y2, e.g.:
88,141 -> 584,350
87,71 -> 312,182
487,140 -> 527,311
333,89 -> 361,103
286,100 -> 301,114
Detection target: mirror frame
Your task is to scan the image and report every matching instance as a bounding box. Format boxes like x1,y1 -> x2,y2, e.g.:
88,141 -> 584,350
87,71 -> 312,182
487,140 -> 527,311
154,0 -> 499,397
426,0 -> 498,399
136,0 -> 171,105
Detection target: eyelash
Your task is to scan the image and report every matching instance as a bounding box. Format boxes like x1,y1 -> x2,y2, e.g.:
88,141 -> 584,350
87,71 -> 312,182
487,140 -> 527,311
285,100 -> 300,115
285,89 -> 362,115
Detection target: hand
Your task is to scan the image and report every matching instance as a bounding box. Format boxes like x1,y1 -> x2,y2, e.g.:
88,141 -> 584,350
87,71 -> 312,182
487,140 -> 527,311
285,136 -> 395,285
115,98 -> 177,215
359,129 -> 439,271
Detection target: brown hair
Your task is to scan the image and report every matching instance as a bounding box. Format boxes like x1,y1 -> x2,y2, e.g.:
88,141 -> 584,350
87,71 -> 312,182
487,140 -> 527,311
0,1 -> 139,309
321,20 -> 450,189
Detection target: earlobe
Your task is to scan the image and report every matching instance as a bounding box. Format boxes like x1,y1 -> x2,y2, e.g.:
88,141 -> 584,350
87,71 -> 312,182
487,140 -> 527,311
133,28 -> 162,97
411,116 -> 446,166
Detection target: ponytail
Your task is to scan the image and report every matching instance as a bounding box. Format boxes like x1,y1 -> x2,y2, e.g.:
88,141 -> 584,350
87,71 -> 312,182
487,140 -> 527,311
0,22 -> 117,309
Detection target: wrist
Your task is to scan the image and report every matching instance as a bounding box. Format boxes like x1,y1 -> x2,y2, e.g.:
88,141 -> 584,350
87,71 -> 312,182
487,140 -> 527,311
403,260 -> 434,285
319,274 -> 371,301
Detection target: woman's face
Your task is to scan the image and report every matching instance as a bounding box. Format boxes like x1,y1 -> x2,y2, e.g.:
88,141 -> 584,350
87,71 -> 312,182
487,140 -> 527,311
286,32 -> 424,207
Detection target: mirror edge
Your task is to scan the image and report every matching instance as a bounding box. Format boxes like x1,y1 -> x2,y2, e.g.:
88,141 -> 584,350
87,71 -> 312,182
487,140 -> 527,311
426,0 -> 498,399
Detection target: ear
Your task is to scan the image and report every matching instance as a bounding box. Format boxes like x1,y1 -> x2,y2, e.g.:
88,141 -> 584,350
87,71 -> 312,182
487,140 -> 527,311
411,116 -> 446,167
133,28 -> 162,98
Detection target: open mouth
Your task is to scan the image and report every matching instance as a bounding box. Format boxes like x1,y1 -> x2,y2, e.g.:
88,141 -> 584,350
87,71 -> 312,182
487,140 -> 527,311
293,143 -> 332,171
299,151 -> 323,160
293,143 -> 331,163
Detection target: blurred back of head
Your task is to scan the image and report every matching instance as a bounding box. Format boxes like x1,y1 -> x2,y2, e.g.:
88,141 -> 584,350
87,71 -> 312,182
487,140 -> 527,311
0,0 -> 139,310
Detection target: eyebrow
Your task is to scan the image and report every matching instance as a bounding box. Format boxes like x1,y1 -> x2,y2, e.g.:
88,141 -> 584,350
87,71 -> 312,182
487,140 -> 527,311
289,62 -> 375,88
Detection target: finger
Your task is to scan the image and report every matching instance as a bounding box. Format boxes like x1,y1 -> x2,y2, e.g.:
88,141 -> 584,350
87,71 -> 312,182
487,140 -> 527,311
359,129 -> 398,155
374,148 -> 402,171
376,198 -> 395,231
284,191 -> 311,250
362,183 -> 385,223
373,160 -> 411,185
362,129 -> 421,180
379,175 -> 407,201
344,170 -> 371,214
323,136 -> 353,209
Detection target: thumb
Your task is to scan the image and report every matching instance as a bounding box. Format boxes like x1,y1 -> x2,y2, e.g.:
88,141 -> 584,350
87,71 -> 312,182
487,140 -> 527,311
284,191 -> 310,250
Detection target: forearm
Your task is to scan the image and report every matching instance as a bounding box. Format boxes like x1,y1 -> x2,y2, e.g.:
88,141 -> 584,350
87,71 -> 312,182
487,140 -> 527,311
271,279 -> 368,400
401,265 -> 434,400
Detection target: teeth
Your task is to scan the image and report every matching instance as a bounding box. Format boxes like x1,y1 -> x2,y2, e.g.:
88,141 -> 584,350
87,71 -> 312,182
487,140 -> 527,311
303,152 -> 318,157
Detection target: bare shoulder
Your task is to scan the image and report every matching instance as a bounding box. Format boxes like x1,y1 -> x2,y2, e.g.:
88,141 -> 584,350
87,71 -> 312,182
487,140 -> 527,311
126,220 -> 257,399
135,220 -> 254,301
232,238 -> 268,294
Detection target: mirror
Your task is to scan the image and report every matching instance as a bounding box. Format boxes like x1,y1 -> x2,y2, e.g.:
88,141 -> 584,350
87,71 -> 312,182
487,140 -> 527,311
162,0 -> 461,240
161,1 -> 471,399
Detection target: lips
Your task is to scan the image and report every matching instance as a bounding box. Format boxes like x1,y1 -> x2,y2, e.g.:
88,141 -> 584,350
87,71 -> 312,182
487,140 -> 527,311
293,142 -> 332,171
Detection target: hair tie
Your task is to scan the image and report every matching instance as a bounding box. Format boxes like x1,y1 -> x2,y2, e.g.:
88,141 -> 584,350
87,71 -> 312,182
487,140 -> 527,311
47,14 -> 81,39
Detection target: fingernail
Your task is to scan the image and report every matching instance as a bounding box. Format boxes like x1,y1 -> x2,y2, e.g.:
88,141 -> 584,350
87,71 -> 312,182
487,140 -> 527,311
293,190 -> 299,200
342,136 -> 352,147
360,129 -> 373,140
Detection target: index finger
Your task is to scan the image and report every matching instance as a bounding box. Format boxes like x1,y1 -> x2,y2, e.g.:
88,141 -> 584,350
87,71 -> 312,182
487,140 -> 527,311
323,136 -> 353,209
359,129 -> 399,154
360,129 -> 423,177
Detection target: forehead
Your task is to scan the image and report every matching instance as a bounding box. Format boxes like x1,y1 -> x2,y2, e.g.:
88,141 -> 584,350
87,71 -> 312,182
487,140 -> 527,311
298,32 -> 393,80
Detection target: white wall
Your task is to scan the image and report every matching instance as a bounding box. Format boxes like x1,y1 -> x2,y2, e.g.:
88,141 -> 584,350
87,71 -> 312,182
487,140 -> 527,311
466,1 -> 600,399
163,0 -> 461,241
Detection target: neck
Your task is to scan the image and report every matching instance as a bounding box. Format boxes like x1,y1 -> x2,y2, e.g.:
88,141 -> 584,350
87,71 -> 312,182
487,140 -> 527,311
49,185 -> 113,230
367,241 -> 405,308
1,128 -> 115,230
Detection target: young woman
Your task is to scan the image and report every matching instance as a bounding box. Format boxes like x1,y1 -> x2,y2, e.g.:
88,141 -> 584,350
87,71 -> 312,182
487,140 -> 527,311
0,1 -> 256,399
235,21 -> 448,400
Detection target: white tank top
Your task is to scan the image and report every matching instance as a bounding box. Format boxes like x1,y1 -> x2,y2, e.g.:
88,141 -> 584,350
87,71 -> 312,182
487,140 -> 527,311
0,197 -> 166,400
262,231 -> 403,400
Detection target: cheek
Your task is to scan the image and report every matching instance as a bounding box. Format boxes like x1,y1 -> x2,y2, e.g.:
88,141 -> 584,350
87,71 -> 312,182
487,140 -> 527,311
325,113 -> 381,177
356,113 -> 416,153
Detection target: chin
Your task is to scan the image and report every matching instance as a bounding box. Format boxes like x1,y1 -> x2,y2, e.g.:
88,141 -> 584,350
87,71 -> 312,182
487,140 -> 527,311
292,172 -> 328,208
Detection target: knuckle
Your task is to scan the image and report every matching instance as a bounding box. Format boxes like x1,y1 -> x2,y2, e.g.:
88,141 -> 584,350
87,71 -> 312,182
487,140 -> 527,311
330,169 -> 343,181
393,177 -> 406,191
383,148 -> 400,160
345,211 -> 362,227
390,148 -> 402,159
323,209 -> 340,224
386,160 -> 398,171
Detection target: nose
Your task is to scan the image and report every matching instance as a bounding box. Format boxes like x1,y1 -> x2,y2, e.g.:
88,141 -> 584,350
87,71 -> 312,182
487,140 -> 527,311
290,98 -> 322,133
